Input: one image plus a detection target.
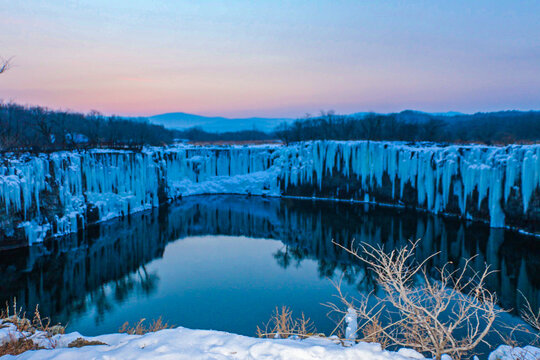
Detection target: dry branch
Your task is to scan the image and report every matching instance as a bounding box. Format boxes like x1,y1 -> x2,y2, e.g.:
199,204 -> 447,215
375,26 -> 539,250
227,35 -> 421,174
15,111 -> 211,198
328,239 -> 504,360
0,57 -> 12,74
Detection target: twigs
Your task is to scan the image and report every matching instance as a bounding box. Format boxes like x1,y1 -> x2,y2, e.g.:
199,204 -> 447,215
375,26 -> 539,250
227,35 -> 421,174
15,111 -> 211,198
0,298 -> 65,355
328,239 -> 504,360
0,56 -> 12,74
256,306 -> 317,339
118,316 -> 173,335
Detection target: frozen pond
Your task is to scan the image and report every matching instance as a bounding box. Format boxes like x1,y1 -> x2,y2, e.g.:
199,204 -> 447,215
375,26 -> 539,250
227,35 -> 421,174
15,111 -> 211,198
1,195 -> 538,349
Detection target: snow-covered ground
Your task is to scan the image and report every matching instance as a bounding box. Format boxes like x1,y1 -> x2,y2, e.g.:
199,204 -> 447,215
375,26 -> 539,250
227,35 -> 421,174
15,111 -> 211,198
1,321 -> 538,360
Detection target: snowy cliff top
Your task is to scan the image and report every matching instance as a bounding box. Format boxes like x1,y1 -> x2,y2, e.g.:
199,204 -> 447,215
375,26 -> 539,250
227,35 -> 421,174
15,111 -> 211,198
1,141 -> 539,161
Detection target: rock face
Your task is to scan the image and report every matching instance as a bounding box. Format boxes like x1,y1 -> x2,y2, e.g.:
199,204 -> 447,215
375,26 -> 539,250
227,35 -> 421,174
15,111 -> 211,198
1,141 -> 539,248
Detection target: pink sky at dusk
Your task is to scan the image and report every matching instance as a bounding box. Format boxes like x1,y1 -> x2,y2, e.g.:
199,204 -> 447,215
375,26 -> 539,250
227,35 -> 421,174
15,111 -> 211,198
1,0 -> 539,118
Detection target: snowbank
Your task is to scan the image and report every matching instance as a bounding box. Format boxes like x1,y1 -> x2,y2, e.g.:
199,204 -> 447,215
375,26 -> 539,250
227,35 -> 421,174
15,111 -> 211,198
0,322 -> 417,360
1,322 -> 538,360
488,345 -> 540,360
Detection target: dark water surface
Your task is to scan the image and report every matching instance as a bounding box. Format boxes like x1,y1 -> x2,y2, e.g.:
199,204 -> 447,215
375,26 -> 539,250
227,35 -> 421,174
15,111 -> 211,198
1,195 -> 538,346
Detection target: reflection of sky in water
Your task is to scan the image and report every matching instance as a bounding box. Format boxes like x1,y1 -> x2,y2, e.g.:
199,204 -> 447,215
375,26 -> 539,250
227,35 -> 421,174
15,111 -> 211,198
68,235 -> 359,337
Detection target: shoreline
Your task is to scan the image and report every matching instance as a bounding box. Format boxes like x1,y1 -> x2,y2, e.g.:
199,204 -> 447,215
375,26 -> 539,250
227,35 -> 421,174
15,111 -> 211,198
1,320 -> 537,360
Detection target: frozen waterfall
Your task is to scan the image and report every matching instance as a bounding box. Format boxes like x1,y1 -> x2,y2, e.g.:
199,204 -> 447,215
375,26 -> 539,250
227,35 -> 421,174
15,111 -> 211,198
0,141 -> 538,246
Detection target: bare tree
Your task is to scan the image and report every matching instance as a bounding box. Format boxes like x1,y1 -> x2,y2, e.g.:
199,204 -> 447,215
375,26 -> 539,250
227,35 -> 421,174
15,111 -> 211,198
32,107 -> 53,146
275,122 -> 292,145
0,57 -> 12,74
327,240 -> 503,360
360,114 -> 384,140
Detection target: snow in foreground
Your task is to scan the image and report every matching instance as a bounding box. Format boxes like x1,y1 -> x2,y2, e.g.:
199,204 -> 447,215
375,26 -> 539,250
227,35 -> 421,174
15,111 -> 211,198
1,323 -> 539,360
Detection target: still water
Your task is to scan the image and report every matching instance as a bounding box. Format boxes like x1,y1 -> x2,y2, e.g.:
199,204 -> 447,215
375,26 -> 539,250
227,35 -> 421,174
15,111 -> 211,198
1,195 -> 538,343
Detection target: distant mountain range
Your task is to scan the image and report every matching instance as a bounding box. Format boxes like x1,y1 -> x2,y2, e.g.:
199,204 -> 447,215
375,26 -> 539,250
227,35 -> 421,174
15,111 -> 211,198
148,112 -> 292,133
148,110 -> 538,133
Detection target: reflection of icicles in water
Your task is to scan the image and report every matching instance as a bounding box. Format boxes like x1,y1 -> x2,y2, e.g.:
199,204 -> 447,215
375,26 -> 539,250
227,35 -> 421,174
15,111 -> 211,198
2,195 -> 537,330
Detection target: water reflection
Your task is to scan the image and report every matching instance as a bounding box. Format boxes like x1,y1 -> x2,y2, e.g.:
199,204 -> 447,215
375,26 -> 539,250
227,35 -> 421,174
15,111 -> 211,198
0,195 -> 538,335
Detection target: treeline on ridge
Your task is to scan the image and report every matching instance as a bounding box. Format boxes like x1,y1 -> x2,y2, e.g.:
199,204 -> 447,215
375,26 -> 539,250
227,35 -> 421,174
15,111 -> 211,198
1,103 -> 539,152
273,110 -> 540,144
0,103 -> 175,152
174,110 -> 540,144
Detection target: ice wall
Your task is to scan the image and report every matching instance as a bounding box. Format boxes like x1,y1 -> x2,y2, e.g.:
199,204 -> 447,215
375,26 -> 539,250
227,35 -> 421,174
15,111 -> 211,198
1,141 -> 539,246
0,150 -> 164,244
160,147 -> 279,197
0,146 -> 278,246
279,141 -> 540,230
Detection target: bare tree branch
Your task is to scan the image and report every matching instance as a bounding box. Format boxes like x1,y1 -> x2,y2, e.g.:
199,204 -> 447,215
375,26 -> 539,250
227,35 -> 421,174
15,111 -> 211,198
0,56 -> 13,74
328,239 -> 504,360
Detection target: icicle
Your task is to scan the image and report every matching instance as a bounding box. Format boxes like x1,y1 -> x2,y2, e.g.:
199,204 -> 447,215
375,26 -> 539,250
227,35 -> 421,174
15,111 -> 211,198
522,147 -> 539,213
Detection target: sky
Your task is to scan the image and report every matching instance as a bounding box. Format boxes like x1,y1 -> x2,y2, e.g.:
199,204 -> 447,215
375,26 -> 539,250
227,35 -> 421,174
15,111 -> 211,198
1,0 -> 539,118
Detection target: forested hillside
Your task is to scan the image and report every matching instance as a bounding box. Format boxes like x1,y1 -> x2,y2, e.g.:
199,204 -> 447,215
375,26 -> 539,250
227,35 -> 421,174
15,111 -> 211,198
2,103 -> 539,151
274,110 -> 540,144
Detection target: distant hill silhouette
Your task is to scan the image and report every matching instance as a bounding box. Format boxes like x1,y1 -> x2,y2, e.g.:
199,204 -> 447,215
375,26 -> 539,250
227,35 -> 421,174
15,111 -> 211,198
149,110 -> 540,135
149,112 -> 292,132
148,110 -> 540,144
